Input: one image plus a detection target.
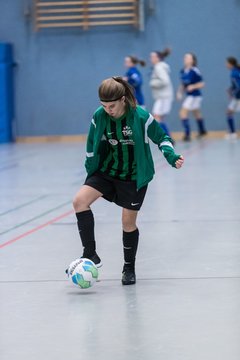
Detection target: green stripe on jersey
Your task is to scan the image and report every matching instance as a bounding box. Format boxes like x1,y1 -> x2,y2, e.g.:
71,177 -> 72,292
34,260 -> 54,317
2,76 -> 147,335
100,115 -> 136,180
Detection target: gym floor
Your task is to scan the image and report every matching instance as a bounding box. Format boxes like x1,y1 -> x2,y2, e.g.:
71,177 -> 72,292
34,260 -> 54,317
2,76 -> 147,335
0,137 -> 240,360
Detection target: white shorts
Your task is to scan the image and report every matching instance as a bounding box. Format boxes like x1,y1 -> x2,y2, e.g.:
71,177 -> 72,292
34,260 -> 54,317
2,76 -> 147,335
152,98 -> 172,116
228,98 -> 240,112
182,96 -> 202,111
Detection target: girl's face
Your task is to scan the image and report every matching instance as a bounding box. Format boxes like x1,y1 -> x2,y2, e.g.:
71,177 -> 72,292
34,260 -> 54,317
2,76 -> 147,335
150,52 -> 159,65
226,61 -> 233,69
101,97 -> 126,118
184,54 -> 194,68
124,57 -> 134,68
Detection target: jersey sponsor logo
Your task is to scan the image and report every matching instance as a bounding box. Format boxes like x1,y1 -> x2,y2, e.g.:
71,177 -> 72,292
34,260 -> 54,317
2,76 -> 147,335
122,126 -> 132,136
119,139 -> 135,145
108,139 -> 118,146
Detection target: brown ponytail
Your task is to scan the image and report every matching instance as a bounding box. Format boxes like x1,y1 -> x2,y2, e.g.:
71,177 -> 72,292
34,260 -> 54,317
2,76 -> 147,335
129,56 -> 146,67
98,77 -> 137,109
155,47 -> 171,60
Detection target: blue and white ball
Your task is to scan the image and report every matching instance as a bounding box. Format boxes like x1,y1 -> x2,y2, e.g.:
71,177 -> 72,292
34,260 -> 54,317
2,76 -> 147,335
67,258 -> 98,289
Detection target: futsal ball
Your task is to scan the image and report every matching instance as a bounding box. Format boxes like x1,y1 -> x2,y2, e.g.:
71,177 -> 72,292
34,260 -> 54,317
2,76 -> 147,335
67,258 -> 98,289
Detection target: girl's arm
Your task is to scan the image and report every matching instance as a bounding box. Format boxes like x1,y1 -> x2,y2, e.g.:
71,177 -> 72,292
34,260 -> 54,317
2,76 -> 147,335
150,65 -> 169,89
176,84 -> 184,101
147,118 -> 184,169
187,81 -> 205,92
128,72 -> 142,87
85,118 -> 96,172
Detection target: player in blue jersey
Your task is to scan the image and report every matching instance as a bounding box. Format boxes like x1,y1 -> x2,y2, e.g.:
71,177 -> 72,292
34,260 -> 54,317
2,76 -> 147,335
177,53 -> 207,141
225,57 -> 240,139
124,56 -> 145,107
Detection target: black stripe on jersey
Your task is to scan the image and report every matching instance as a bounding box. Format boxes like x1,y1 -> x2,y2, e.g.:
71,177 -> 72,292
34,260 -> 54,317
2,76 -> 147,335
126,139 -> 135,181
114,117 -> 126,178
104,120 -> 117,174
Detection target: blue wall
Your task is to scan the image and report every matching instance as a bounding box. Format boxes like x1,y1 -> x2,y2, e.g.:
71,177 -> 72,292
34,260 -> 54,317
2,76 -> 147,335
0,0 -> 240,136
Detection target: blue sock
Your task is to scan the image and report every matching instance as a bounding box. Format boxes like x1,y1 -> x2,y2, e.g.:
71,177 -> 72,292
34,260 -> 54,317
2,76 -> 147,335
160,122 -> 170,136
196,118 -> 206,134
227,116 -> 235,133
182,119 -> 190,137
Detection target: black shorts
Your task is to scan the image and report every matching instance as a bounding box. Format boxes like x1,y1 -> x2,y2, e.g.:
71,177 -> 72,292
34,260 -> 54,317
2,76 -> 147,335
84,172 -> 147,211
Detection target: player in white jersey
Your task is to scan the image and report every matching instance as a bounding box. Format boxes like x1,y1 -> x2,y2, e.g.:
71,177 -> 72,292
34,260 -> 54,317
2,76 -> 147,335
149,48 -> 174,138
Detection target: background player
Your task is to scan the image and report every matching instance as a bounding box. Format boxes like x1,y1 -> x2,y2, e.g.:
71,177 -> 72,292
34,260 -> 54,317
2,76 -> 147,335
225,56 -> 240,139
123,55 -> 145,107
177,53 -> 207,141
149,48 -> 174,138
71,77 -> 184,286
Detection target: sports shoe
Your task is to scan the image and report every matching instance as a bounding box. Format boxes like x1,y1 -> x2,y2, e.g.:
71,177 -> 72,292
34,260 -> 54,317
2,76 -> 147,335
183,135 -> 191,142
122,268 -> 136,285
65,253 -> 102,275
197,130 -> 208,138
83,253 -> 102,268
225,133 -> 237,140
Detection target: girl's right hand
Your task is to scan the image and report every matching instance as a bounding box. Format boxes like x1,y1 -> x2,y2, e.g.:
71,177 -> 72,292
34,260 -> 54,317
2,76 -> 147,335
176,91 -> 183,101
175,155 -> 184,169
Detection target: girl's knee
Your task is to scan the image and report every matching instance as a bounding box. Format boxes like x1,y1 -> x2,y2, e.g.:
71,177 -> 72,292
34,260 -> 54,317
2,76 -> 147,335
73,193 -> 88,212
179,108 -> 187,119
72,194 -> 80,211
193,110 -> 201,118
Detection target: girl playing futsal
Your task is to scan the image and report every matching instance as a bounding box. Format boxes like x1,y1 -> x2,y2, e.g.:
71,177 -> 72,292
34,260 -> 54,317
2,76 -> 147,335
177,53 -> 207,141
149,48 -> 174,137
123,55 -> 145,107
70,77 -> 184,285
225,56 -> 240,139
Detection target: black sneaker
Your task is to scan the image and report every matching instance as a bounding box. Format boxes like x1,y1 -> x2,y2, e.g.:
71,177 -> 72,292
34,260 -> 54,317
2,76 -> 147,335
197,130 -> 208,138
183,135 -> 191,142
83,253 -> 102,268
65,253 -> 102,275
122,268 -> 136,286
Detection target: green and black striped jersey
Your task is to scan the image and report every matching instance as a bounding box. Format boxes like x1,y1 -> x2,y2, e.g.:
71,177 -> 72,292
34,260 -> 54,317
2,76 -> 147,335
100,113 -> 136,180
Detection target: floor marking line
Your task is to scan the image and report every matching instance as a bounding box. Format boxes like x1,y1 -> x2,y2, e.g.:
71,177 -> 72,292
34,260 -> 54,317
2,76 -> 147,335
0,195 -> 49,217
0,200 -> 71,236
0,163 -> 18,172
0,275 -> 239,284
0,209 -> 74,250
52,218 -> 240,225
0,140 -> 214,249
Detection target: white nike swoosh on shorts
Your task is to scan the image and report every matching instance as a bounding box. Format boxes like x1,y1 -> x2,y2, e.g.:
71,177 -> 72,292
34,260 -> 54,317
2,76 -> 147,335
131,203 -> 139,206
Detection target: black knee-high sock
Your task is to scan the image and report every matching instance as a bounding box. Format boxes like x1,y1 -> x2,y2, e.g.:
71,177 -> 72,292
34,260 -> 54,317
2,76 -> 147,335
196,118 -> 206,134
122,229 -> 139,271
76,210 -> 96,257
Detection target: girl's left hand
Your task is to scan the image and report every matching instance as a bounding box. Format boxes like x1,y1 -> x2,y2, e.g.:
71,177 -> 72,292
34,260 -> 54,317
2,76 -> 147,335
186,85 -> 195,92
176,91 -> 183,101
175,155 -> 184,169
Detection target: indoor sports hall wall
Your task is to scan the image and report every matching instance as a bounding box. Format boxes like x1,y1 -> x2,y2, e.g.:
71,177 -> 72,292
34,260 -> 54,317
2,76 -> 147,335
0,0 -> 240,137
